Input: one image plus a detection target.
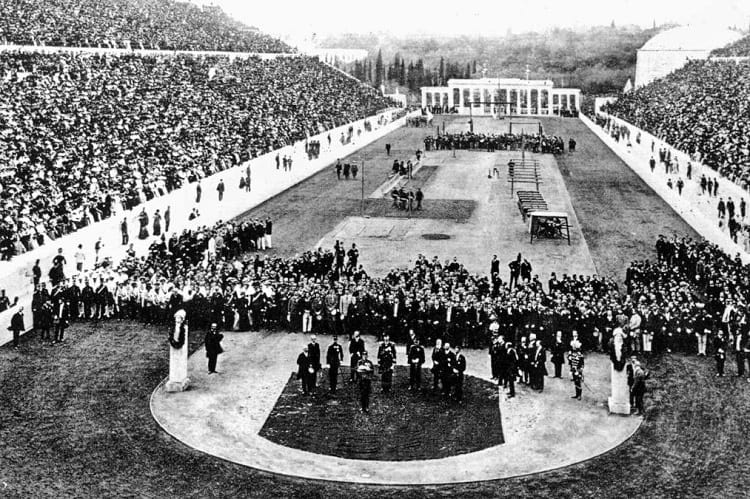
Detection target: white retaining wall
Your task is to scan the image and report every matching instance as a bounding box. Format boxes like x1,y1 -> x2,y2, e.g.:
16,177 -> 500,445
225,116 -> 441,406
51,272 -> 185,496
0,109 -> 418,345
580,112 -> 750,264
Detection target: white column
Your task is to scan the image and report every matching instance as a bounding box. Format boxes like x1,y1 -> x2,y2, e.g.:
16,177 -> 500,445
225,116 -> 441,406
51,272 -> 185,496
448,89 -> 454,109
516,88 -> 520,115
526,87 -> 531,114
505,88 -> 510,115
536,89 -> 541,116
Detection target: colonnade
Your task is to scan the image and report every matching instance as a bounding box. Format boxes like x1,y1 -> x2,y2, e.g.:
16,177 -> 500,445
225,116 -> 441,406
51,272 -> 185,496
421,80 -> 581,116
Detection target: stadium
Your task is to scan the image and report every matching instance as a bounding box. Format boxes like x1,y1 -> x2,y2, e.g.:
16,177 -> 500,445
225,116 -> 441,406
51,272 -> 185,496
1,1 -> 750,497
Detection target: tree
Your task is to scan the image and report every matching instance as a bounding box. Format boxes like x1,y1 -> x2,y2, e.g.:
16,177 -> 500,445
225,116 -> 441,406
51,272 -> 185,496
407,61 -> 416,91
399,59 -> 406,86
439,57 -> 445,85
375,49 -> 384,87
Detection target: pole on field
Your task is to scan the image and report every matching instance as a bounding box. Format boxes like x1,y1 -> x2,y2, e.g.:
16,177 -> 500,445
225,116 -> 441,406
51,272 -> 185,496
360,159 -> 365,217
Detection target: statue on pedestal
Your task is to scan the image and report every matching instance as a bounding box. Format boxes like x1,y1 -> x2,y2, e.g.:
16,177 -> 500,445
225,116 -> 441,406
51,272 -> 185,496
608,327 -> 631,414
166,309 -> 190,392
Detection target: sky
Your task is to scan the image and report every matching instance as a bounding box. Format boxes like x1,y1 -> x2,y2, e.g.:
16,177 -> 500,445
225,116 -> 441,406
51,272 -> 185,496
199,0 -> 750,37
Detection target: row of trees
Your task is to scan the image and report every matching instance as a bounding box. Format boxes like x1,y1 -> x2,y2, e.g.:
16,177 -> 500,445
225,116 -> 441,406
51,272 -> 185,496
324,25 -> 666,96
348,50 -> 477,92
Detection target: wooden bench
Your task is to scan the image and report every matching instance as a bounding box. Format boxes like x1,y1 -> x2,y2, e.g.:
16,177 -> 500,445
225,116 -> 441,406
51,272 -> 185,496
517,190 -> 548,220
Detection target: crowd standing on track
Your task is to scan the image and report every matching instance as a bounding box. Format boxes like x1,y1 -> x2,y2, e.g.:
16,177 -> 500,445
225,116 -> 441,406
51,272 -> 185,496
22,202 -> 750,411
594,114 -> 750,251
424,132 -> 569,154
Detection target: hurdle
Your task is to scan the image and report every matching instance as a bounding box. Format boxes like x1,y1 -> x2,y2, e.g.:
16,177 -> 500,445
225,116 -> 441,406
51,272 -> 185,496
507,158 -> 542,196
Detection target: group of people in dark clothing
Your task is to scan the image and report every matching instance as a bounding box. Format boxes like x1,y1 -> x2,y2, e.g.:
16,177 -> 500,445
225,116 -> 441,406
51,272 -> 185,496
424,132 -> 570,154
295,330 -> 467,412
18,192 -> 750,418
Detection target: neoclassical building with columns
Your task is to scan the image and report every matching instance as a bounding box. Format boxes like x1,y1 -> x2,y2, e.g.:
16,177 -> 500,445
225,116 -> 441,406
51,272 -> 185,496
421,78 -> 581,116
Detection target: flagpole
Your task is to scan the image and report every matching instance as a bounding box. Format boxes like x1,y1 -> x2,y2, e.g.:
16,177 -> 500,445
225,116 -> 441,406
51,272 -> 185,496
360,159 -> 365,217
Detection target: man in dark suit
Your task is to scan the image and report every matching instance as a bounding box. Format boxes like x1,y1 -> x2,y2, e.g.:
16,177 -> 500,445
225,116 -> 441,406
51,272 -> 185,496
81,281 -> 94,320
508,254 -> 521,288
205,323 -> 224,374
121,218 -> 129,245
67,280 -> 81,321
326,335 -> 344,393
9,306 -> 25,349
408,337 -> 425,390
490,255 -> 500,277
38,302 -> 53,342
531,340 -> 547,391
216,179 -> 225,201
490,334 -> 505,383
349,330 -> 365,382
357,351 -> 374,412
453,345 -> 467,402
296,346 -> 315,395
53,301 -> 70,343
550,330 -> 566,378
308,335 -> 321,391
378,334 -> 397,364
505,342 -> 518,398
378,341 -> 395,393
442,342 -> 456,397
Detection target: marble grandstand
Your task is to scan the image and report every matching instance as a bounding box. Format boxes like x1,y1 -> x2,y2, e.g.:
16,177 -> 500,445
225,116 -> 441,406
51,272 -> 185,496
634,24 -> 743,87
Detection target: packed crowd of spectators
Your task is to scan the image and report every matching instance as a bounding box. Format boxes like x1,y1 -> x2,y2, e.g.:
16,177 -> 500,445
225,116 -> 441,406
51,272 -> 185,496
624,236 -> 750,376
28,208 -> 628,352
711,35 -> 750,57
0,52 -> 394,260
0,0 -> 292,52
601,60 -> 750,190
424,132 -> 568,154
23,199 -> 750,382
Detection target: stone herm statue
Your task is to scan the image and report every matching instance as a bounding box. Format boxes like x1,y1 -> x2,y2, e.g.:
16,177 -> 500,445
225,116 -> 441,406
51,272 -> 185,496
166,309 -> 190,392
608,327 -> 631,415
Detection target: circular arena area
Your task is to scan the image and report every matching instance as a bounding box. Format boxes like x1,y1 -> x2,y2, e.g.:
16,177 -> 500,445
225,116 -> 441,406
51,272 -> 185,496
259,366 -> 503,461
150,331 -> 642,485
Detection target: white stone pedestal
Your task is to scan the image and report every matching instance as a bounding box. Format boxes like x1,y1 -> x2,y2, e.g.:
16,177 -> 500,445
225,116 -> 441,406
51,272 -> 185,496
608,364 -> 631,415
166,343 -> 190,393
